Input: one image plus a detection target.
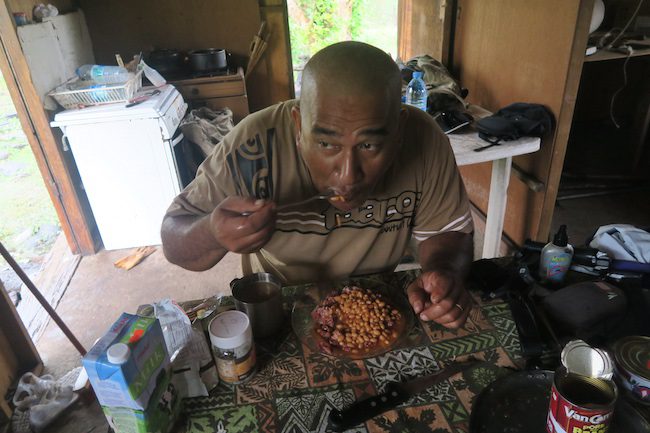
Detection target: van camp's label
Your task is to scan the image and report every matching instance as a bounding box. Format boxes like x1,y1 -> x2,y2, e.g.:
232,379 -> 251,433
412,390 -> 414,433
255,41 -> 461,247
547,380 -> 614,433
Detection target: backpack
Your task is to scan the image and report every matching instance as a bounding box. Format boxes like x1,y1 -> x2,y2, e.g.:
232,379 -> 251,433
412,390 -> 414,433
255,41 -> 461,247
475,103 -> 554,149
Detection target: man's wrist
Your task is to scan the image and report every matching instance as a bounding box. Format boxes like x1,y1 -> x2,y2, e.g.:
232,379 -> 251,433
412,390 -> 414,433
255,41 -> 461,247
202,211 -> 228,254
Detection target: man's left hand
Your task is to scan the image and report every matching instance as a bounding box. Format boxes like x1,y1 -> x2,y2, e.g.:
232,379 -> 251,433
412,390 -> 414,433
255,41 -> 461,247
406,270 -> 471,328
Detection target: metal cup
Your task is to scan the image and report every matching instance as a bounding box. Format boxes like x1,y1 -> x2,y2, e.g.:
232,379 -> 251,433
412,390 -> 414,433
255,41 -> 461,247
230,273 -> 284,338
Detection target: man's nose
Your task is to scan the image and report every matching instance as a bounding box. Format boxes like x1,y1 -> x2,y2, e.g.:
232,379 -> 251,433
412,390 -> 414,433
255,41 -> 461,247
337,150 -> 363,186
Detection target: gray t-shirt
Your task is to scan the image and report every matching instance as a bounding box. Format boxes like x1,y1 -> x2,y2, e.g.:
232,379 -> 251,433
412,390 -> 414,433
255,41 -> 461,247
166,100 -> 472,284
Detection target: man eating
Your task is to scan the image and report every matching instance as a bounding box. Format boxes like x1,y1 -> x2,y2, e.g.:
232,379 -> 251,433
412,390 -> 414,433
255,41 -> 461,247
161,41 -> 474,328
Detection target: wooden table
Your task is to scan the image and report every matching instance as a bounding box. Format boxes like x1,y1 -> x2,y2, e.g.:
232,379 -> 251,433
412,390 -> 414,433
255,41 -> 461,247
182,270 -> 523,433
448,125 -> 540,259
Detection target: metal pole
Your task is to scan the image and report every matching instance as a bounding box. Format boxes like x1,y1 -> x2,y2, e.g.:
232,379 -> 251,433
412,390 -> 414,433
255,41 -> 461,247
0,241 -> 86,356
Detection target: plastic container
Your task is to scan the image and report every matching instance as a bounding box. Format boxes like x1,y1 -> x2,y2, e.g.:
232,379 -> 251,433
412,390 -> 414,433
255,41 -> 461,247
405,71 -> 428,112
76,64 -> 132,84
208,311 -> 256,384
49,69 -> 143,109
539,224 -> 574,285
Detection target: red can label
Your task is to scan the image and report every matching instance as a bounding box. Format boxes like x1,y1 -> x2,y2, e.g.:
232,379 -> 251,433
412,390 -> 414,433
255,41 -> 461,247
547,381 -> 613,433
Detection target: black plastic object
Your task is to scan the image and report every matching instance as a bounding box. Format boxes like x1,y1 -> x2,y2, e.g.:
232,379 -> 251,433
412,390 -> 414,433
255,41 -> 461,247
434,110 -> 473,134
470,370 -> 650,433
475,103 -> 554,149
553,225 -> 569,247
541,281 -> 627,338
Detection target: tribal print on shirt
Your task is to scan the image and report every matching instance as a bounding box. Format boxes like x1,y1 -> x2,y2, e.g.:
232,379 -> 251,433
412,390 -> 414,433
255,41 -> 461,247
226,129 -> 275,199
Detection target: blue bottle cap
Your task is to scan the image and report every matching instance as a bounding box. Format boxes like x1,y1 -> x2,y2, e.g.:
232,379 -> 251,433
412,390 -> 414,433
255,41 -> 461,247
413,71 -> 424,79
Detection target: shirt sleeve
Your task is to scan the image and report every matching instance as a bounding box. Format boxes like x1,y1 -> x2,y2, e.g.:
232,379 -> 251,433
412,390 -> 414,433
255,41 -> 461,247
412,122 -> 473,242
165,113 -> 267,218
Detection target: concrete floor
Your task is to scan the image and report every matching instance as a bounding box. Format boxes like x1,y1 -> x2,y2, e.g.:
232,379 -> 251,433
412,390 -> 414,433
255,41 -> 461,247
551,189 -> 650,246
36,249 -> 243,379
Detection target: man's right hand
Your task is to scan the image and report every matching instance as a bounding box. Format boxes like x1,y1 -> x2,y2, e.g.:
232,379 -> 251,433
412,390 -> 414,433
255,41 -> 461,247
209,196 -> 276,254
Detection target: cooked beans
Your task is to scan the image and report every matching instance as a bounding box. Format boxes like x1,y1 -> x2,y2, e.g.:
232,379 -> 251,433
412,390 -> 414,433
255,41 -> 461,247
312,285 -> 402,353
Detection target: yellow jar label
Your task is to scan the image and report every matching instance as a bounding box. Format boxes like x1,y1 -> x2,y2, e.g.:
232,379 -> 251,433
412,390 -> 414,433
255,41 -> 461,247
216,346 -> 256,384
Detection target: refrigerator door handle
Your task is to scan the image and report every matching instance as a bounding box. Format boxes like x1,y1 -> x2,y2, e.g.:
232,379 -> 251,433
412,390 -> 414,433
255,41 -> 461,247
171,131 -> 184,148
61,134 -> 70,151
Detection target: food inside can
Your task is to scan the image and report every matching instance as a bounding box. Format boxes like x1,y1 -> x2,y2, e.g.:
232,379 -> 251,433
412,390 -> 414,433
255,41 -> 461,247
613,335 -> 650,403
547,340 -> 618,433
547,368 -> 617,433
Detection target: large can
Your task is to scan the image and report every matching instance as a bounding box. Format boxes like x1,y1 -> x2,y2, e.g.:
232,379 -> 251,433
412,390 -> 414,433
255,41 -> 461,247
612,335 -> 650,403
547,340 -> 618,433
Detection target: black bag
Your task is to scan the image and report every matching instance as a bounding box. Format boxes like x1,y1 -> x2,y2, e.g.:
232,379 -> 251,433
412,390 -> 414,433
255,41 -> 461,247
541,281 -> 627,343
475,103 -> 554,147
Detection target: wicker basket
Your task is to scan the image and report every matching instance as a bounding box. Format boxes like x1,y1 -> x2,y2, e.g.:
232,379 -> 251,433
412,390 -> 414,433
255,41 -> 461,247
49,69 -> 143,110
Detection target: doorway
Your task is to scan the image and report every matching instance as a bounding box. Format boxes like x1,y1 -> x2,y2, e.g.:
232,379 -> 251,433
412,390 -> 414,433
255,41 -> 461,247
287,0 -> 398,96
0,71 -> 60,307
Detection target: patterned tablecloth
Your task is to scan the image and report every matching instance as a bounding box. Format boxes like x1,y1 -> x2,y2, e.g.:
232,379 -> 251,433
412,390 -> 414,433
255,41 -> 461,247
183,271 -> 523,433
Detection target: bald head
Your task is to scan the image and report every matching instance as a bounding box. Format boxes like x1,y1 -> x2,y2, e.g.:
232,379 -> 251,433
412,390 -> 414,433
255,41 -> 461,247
300,42 -> 401,115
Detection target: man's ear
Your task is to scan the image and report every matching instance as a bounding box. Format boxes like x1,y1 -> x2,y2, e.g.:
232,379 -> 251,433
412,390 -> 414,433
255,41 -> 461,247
290,105 -> 302,147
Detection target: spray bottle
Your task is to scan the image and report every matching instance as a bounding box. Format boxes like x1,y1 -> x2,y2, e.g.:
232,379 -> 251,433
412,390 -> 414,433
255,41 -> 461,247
539,225 -> 574,285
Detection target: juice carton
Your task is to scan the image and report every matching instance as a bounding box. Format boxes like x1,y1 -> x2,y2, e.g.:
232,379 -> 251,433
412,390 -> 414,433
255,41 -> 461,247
83,313 -> 169,410
102,367 -> 181,433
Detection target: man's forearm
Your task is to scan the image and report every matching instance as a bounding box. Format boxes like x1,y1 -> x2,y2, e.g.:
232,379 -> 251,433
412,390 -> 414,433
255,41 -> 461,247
161,214 -> 228,271
418,231 -> 473,278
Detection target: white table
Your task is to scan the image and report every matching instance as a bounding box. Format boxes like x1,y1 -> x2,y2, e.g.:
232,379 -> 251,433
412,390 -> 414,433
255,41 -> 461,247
448,130 -> 540,258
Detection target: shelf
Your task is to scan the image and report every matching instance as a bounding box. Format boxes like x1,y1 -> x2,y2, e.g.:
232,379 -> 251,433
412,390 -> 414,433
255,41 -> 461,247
584,47 -> 650,62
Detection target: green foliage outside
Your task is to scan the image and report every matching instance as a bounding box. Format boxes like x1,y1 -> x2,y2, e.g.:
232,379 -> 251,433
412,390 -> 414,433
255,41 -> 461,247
288,0 -> 398,92
0,73 -> 60,262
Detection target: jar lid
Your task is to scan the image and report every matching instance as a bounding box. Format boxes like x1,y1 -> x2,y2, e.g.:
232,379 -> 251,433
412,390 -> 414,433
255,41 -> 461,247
613,335 -> 650,380
561,339 -> 613,380
107,343 -> 130,365
209,310 -> 251,349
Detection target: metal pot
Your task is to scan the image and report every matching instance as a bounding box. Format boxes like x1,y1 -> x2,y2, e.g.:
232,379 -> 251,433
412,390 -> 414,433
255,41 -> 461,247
188,48 -> 228,73
146,49 -> 185,75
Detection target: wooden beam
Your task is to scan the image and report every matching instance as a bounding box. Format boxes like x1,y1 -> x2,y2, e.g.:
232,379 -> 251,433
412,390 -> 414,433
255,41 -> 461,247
0,278 -> 43,421
535,0 -> 594,241
0,1 -> 99,254
258,0 -> 294,103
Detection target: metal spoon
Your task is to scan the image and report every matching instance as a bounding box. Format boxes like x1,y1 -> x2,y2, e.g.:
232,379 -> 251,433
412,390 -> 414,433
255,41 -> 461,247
239,189 -> 337,216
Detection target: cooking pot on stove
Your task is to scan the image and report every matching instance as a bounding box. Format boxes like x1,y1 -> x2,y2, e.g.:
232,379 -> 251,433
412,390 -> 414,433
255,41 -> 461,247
188,48 -> 229,73
146,49 -> 186,75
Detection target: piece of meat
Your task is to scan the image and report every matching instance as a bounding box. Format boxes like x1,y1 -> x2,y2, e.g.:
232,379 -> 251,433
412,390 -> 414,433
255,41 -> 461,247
311,305 -> 335,328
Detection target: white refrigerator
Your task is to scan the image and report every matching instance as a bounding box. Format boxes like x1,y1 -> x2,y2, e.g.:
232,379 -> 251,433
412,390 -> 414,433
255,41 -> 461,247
51,85 -> 187,250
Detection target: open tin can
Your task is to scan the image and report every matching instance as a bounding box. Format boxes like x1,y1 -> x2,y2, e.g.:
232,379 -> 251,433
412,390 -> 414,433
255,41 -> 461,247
613,336 -> 650,404
547,340 -> 618,433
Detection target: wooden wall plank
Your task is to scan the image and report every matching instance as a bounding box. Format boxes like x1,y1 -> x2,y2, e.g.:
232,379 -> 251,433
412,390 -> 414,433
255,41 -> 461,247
0,1 -> 100,254
78,0 -> 290,111
452,0 -> 592,244
256,0 -> 293,108
398,0 -> 448,62
79,0 -> 261,63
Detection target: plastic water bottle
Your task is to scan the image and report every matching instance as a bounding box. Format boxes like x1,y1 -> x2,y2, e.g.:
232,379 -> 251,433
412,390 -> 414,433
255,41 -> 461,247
405,71 -> 428,112
76,64 -> 131,84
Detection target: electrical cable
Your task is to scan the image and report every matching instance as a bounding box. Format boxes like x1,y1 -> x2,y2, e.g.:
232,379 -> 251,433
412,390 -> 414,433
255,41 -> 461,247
609,46 -> 634,129
606,0 -> 645,49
